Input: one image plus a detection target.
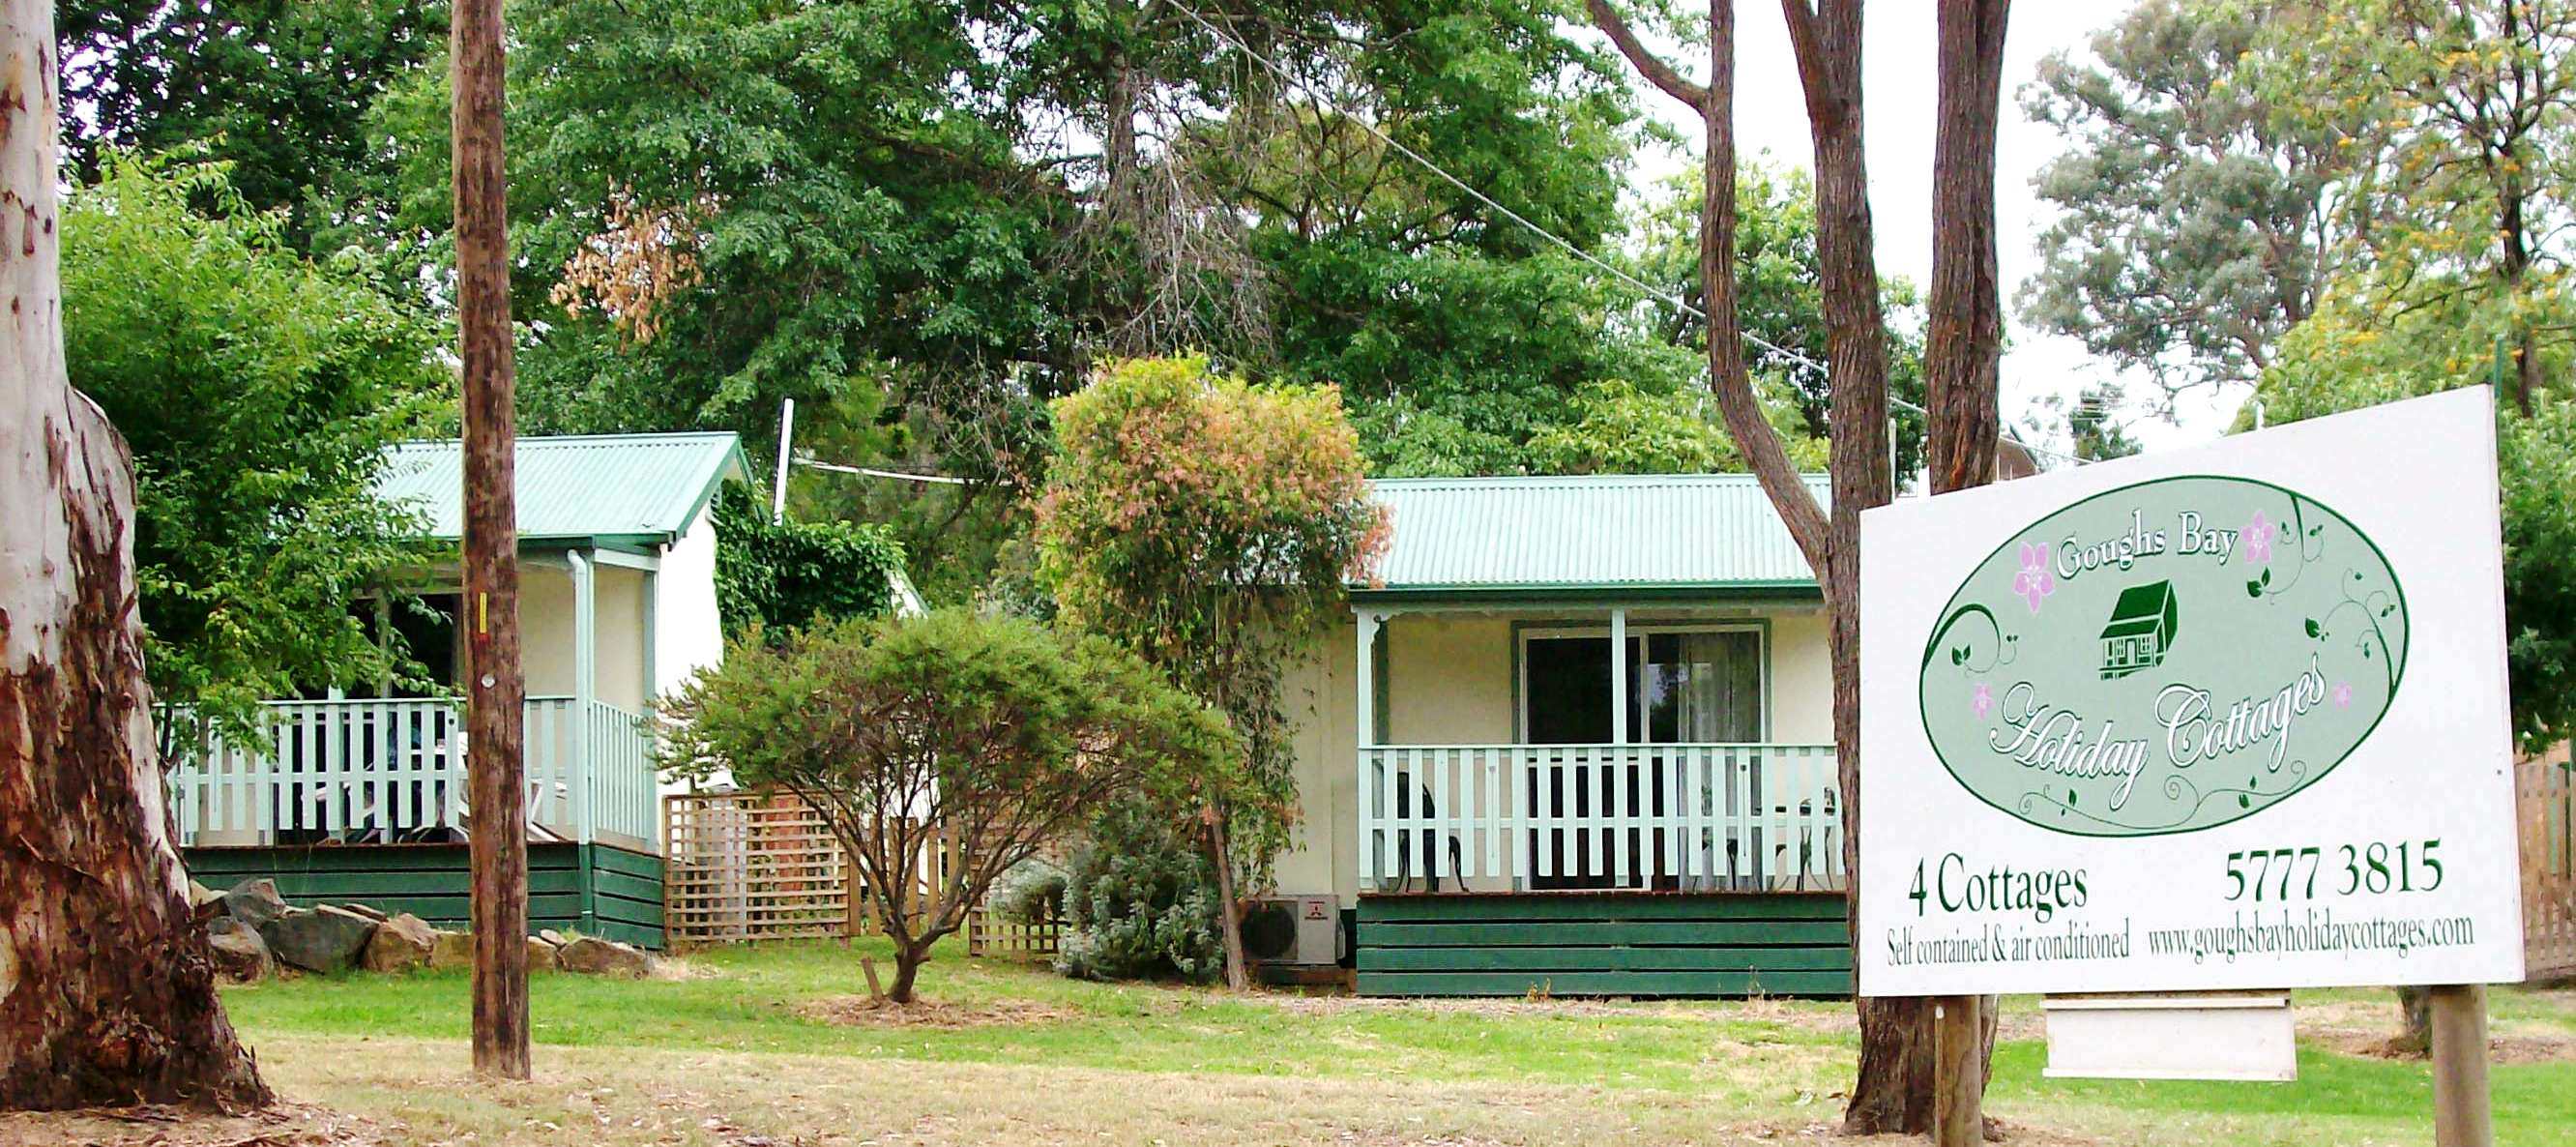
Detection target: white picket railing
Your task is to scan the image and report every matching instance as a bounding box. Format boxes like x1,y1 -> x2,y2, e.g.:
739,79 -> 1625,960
1358,743 -> 1842,892
167,696 -> 656,848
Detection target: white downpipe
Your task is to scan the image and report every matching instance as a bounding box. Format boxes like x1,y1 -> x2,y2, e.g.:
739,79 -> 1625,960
1354,610 -> 1381,888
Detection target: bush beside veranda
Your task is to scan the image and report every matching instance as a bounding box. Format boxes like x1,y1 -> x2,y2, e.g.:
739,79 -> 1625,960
659,608 -> 1238,1002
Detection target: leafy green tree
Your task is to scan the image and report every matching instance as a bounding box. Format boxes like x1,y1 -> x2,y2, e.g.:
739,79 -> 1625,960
1627,165 -> 1930,477
62,155 -> 448,753
358,0 -> 1667,498
59,1 -> 445,249
2019,0 -> 2353,405
368,0 -> 1066,437
1034,356 -> 1389,987
1303,250 -> 1703,476
1523,379 -> 1826,476
2034,1 -> 2576,417
2255,0 -> 2576,415
659,609 -> 1239,1003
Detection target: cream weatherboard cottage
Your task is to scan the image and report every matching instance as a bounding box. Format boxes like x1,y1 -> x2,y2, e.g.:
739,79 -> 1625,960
1269,473 -> 1852,996
168,432 -> 757,949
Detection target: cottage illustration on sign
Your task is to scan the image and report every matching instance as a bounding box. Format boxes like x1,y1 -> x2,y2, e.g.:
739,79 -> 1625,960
1917,477 -> 2409,838
2098,579 -> 2180,679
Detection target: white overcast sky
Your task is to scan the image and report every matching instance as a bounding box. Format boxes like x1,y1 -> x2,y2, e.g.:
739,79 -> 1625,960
1623,1 -> 2237,455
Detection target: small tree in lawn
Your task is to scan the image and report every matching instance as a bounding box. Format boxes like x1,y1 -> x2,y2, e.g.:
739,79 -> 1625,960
659,608 -> 1236,1004
1034,355 -> 1390,989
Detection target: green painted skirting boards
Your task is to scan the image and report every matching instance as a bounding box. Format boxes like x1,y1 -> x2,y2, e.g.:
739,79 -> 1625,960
1356,891 -> 1851,998
183,840 -> 666,951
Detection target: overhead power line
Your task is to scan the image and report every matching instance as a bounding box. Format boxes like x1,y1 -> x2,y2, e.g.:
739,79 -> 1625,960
1172,5 -> 2092,468
795,457 -> 979,485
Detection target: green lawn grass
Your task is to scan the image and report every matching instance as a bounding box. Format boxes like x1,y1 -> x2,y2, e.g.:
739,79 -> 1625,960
221,940 -> 2576,1145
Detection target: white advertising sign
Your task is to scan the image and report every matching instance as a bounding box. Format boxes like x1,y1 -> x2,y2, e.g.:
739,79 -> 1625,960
1857,387 -> 2525,996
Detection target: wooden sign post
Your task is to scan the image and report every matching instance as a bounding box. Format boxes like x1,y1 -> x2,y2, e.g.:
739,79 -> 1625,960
2429,985 -> 2492,1147
1933,995 -> 1984,1147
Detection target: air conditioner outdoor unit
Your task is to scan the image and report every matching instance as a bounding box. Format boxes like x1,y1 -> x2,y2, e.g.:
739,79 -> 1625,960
1241,895 -> 1339,965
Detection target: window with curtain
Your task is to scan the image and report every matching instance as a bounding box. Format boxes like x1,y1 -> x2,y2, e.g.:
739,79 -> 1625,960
1635,630 -> 1762,744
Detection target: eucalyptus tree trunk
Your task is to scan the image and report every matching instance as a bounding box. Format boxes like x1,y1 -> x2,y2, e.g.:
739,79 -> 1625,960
1919,0 -> 2015,1115
0,0 -> 268,1108
1587,0 -> 2008,1133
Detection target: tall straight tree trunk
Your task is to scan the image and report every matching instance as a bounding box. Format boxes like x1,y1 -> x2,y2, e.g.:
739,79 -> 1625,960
1586,2 -> 2006,1128
453,0 -> 530,1081
1922,0 -> 2014,1106
0,0 -> 268,1109
1776,1 -> 1912,1130
1926,0 -> 2009,495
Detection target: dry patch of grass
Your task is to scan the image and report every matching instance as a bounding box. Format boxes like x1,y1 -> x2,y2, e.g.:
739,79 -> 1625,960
2296,993 -> 2576,1065
0,1102 -> 385,1147
796,994 -> 1077,1030
227,1035 -> 2056,1147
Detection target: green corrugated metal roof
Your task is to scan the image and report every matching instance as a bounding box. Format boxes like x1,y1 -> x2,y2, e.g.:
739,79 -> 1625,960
374,432 -> 749,544
1358,473 -> 1829,597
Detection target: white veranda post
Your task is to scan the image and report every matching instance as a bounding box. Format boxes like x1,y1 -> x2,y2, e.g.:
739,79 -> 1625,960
1354,609 -> 1381,887
568,549 -> 597,842
1609,607 -> 1627,746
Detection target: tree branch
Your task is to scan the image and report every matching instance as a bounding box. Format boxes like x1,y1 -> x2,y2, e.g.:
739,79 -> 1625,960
1697,0 -> 1831,565
1584,0 -> 1710,109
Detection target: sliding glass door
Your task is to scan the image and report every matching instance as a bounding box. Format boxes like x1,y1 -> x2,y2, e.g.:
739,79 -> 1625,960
1519,624 -> 1765,890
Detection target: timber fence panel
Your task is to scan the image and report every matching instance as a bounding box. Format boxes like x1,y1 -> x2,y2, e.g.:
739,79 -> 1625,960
2521,743 -> 2575,980
664,790 -> 852,945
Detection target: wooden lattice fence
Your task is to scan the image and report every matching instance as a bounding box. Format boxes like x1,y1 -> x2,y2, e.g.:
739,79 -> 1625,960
665,790 -> 850,944
662,789 -> 982,949
2523,743 -> 2575,981
966,903 -> 1065,960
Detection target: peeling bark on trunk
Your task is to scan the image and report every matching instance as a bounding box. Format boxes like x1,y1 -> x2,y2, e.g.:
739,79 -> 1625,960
0,0 -> 268,1110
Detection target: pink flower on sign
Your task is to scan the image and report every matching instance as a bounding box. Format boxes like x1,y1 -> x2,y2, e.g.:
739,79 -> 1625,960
2012,543 -> 2056,614
1972,683 -> 1994,719
2332,682 -> 2353,709
2243,510 -> 2275,564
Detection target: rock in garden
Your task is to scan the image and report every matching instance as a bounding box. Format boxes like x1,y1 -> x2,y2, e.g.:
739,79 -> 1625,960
205,917 -> 274,983
528,933 -> 561,968
361,912 -> 437,973
538,928 -> 568,947
189,879 -> 226,912
260,905 -> 378,973
428,929 -> 473,971
337,901 -> 389,923
221,878 -> 291,928
554,935 -> 652,977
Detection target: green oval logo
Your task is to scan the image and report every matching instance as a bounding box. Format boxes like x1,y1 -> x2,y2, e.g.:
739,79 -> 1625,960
1918,476 -> 2408,838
